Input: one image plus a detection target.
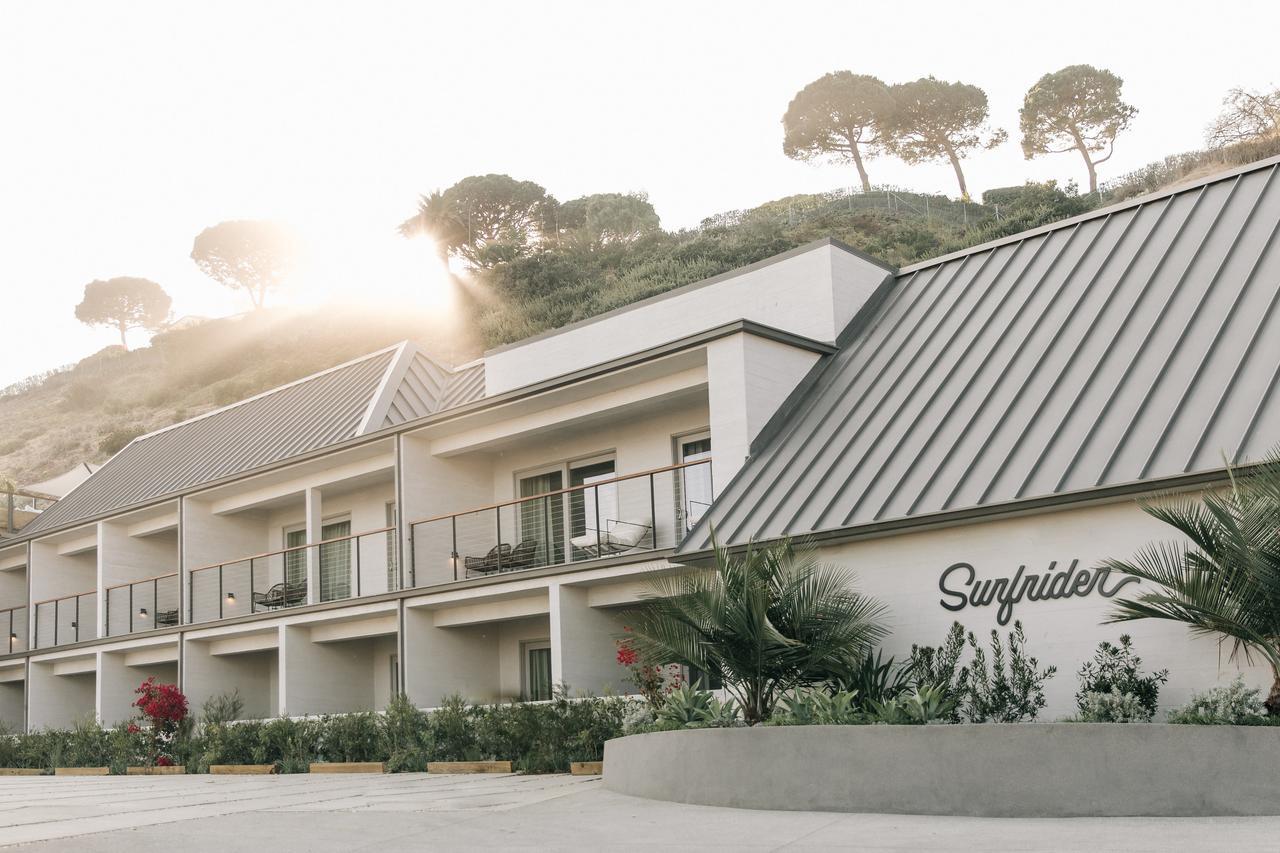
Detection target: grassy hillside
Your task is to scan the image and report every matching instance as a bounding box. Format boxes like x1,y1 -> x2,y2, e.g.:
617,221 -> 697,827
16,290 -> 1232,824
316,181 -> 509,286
4,135 -> 1277,489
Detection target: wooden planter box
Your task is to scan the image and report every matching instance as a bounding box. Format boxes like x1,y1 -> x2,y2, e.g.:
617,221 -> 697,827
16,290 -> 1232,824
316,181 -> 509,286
210,764 -> 275,775
55,767 -> 109,776
570,761 -> 603,776
0,768 -> 42,776
426,760 -> 512,774
126,766 -> 187,775
309,761 -> 386,774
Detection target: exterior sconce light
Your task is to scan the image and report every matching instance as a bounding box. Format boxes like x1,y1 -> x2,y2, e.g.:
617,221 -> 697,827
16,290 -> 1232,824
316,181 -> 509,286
138,606 -> 149,618
70,620 -> 78,629
225,592 -> 236,604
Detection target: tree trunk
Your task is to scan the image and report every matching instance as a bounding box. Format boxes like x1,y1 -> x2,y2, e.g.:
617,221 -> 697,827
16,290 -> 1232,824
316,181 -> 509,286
1076,141 -> 1098,195
851,147 -> 871,193
945,146 -> 970,202
1267,671 -> 1280,717
118,322 -> 130,351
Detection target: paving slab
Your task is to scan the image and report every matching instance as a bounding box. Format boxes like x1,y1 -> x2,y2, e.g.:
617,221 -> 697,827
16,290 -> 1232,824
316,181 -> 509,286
0,773 -> 1275,851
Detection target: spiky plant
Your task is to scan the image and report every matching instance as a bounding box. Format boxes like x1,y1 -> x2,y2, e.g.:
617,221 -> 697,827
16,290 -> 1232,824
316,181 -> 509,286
1104,450 -> 1280,715
621,537 -> 888,724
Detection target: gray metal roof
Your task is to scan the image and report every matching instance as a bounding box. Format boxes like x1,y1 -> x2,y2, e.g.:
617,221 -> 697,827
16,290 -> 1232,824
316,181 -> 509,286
24,349 -> 399,535
681,157 -> 1280,552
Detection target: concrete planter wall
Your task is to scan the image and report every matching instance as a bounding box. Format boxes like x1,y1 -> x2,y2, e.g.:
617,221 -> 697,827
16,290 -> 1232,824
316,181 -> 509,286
603,724 -> 1280,817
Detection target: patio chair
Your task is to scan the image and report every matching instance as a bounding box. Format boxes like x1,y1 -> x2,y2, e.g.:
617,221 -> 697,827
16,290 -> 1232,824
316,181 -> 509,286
501,538 -> 540,572
253,581 -> 307,610
154,609 -> 180,627
569,519 -> 651,558
464,543 -> 511,577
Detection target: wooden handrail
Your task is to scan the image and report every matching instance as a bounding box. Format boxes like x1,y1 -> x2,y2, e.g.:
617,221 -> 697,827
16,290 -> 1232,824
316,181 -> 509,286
0,605 -> 25,614
406,458 -> 713,528
103,571 -> 180,593
189,525 -> 396,574
32,589 -> 96,607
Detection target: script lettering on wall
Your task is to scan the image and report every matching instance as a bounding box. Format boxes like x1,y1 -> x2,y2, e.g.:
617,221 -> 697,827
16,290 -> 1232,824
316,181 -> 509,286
937,560 -> 1139,626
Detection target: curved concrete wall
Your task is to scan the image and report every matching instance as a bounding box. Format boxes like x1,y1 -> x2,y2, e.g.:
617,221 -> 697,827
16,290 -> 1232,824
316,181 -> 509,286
603,724 -> 1280,817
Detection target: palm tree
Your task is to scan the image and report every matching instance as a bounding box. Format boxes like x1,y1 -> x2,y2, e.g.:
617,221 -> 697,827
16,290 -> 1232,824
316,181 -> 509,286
622,537 -> 888,724
1103,449 -> 1280,715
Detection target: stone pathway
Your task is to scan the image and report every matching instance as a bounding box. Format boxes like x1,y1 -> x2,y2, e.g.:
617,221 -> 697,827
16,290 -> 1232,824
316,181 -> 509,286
0,773 -> 1276,851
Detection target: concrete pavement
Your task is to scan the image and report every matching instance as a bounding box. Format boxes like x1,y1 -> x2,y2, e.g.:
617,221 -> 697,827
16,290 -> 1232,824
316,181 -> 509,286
1,773 -> 1276,851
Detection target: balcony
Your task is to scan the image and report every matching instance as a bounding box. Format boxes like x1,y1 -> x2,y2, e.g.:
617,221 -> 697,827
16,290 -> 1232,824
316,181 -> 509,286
104,573 -> 180,637
33,590 -> 97,648
408,459 -> 713,585
187,526 -> 396,624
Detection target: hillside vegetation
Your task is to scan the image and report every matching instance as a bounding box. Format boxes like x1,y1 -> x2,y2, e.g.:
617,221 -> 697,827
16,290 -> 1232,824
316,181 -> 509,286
2,135 -> 1277,488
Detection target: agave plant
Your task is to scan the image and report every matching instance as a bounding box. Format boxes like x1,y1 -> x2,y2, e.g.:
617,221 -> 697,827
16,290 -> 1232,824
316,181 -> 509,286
1103,450 -> 1280,715
622,537 -> 888,724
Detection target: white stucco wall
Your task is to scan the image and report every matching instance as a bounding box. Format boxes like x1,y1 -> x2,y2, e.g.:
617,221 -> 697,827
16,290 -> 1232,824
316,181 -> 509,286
816,493 -> 1270,719
483,241 -> 888,395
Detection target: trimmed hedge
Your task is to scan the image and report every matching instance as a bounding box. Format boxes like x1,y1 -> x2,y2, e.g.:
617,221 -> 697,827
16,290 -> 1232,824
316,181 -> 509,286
0,694 -> 631,775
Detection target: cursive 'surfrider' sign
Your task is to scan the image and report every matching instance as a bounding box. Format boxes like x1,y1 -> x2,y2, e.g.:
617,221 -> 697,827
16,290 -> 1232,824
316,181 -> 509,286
938,560 -> 1139,626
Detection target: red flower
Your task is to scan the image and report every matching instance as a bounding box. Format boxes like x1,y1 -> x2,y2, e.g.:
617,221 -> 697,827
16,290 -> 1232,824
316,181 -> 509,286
615,645 -> 639,667
156,756 -> 174,767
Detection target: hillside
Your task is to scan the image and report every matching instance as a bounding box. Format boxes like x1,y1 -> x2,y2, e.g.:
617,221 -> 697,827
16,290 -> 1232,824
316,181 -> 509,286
3,135 -> 1277,489
0,307 -> 479,486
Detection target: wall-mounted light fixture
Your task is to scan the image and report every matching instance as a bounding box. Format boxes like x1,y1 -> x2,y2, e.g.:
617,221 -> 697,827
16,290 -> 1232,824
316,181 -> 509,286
138,606 -> 149,618
225,592 -> 236,605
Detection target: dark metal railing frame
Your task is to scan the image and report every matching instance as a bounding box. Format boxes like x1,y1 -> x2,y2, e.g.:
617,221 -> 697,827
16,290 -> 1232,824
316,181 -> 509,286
408,459 -> 713,584
31,589 -> 95,648
187,525 -> 395,623
2,605 -> 24,654
103,572 -> 179,637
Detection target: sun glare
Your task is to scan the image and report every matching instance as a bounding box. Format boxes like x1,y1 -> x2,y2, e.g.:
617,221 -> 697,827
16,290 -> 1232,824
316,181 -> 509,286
291,227 -> 455,314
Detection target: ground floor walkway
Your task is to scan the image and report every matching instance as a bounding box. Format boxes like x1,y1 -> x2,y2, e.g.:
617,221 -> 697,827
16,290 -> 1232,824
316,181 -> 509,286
0,773 -> 1275,851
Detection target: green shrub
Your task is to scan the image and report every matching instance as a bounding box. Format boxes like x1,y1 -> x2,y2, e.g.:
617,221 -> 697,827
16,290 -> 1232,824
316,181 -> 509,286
1167,676 -> 1267,724
958,621 -> 1057,723
380,694 -> 431,772
259,718 -> 321,773
869,685 -> 956,725
909,623 -> 967,723
98,426 -> 144,456
428,694 -> 479,761
1075,636 -> 1167,722
653,684 -> 741,730
318,712 -> 381,763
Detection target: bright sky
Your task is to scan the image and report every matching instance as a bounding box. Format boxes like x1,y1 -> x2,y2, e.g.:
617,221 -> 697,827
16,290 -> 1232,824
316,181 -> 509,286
1,0 -> 1277,387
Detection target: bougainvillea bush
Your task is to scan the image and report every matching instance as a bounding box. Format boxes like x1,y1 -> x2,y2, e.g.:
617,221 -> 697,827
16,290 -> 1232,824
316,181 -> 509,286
132,677 -> 190,766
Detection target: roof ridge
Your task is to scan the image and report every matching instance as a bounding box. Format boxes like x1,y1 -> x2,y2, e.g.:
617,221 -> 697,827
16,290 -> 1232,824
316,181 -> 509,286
899,152 -> 1280,275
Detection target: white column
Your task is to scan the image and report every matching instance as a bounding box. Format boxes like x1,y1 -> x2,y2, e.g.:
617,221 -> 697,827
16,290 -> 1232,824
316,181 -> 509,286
305,487 -> 323,605
550,583 -> 630,696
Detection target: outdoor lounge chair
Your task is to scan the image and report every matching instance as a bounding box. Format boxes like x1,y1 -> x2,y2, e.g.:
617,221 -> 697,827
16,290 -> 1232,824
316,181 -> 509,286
154,609 -> 179,627
502,538 -> 539,572
252,581 -> 307,610
569,519 -> 651,558
464,543 -> 511,576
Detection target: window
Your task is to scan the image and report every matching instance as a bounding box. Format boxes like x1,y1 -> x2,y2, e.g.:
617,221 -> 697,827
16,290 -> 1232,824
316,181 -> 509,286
524,641 -> 552,701
516,455 -> 618,567
568,459 -> 616,559
284,519 -> 351,603
389,653 -> 400,697
518,468 -> 564,568
676,432 -> 712,534
318,519 -> 351,602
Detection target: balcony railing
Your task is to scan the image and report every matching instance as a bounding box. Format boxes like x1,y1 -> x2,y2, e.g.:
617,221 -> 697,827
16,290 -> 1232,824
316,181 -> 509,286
105,573 -> 180,637
408,459 -> 713,586
33,590 -> 97,648
188,526 -> 397,624
2,606 -> 26,654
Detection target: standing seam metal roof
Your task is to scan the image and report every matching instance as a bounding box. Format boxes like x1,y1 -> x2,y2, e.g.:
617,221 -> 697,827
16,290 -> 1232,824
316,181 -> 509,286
681,158 -> 1280,552
22,348 -> 398,535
